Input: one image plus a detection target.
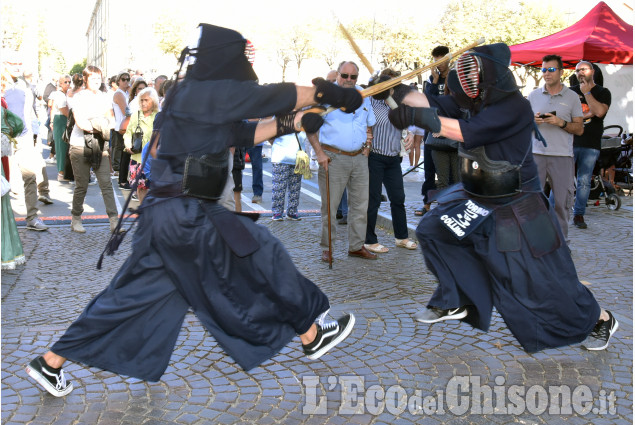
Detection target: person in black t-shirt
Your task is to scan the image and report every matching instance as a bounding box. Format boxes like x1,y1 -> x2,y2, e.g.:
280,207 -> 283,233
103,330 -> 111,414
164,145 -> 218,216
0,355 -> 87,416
570,61 -> 611,229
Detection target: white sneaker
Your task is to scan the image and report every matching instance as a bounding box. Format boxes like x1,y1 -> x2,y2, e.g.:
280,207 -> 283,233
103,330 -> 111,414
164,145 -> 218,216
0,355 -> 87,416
109,216 -> 124,233
26,218 -> 49,231
70,216 -> 86,233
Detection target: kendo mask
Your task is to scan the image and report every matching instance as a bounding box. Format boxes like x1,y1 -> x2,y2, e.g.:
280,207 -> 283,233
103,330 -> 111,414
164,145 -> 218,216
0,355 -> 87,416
447,43 -> 518,112
180,23 -> 258,82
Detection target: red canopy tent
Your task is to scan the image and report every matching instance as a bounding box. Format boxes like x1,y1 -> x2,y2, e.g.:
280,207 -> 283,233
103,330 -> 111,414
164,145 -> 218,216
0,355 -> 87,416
509,2 -> 633,68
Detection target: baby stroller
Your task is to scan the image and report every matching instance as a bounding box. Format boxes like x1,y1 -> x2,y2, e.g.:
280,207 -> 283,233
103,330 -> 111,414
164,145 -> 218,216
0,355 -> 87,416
588,125 -> 631,210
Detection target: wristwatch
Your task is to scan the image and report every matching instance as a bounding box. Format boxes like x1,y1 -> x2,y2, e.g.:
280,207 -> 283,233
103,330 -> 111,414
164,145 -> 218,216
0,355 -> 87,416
560,121 -> 568,129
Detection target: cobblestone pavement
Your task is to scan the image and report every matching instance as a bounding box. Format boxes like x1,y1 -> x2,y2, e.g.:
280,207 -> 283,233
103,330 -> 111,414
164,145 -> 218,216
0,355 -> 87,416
3,146 -> 633,424
2,189 -> 632,424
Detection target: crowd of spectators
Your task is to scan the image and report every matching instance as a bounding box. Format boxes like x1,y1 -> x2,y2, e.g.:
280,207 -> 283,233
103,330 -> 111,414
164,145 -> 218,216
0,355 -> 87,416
0,43 -> 620,270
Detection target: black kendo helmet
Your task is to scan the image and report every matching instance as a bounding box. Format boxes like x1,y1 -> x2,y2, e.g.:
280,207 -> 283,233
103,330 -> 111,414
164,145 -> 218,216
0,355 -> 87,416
183,23 -> 257,82
447,43 -> 519,111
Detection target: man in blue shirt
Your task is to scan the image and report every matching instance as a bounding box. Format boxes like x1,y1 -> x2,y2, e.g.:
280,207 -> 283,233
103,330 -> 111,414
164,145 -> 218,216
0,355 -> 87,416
318,61 -> 377,262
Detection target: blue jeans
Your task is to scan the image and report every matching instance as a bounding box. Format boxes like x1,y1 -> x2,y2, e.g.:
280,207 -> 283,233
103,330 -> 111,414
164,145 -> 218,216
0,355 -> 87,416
573,147 -> 600,216
337,189 -> 348,217
247,145 -> 263,196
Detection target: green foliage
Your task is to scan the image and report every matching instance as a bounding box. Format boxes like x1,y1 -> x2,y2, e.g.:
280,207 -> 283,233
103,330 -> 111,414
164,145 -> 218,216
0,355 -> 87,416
431,0 -> 567,50
69,60 -> 87,76
1,3 -> 26,51
155,14 -> 187,59
288,25 -> 315,71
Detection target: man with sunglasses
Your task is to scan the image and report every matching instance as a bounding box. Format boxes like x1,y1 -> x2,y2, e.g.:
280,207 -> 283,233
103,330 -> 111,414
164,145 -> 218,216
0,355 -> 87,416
528,54 -> 583,242
317,61 -> 377,262
111,72 -> 131,175
570,61 -> 611,229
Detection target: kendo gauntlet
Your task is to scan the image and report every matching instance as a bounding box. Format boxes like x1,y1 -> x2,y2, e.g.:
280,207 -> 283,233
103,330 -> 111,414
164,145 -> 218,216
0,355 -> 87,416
388,104 -> 441,133
312,78 -> 362,113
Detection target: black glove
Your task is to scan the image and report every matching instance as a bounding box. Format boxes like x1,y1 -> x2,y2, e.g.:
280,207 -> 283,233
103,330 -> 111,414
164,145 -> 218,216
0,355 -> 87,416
369,75 -> 391,100
388,105 -> 441,133
312,77 -> 362,113
301,112 -> 324,134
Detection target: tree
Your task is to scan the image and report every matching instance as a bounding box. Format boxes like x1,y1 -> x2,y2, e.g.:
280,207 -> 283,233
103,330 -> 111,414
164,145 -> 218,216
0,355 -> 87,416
428,0 -> 569,91
288,25 -> 314,75
276,48 -> 292,82
70,60 -> 87,76
155,13 -> 188,59
1,3 -> 27,51
431,0 -> 567,50
377,24 -> 431,72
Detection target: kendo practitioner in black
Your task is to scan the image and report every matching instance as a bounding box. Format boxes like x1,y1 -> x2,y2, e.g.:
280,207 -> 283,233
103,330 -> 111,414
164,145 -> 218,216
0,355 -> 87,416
26,24 -> 361,397
388,43 -> 618,354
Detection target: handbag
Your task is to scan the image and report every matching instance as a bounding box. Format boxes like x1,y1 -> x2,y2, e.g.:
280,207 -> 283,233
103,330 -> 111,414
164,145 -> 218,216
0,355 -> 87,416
131,111 -> 143,154
425,132 -> 459,152
294,133 -> 312,179
62,110 -> 75,144
1,107 -> 24,138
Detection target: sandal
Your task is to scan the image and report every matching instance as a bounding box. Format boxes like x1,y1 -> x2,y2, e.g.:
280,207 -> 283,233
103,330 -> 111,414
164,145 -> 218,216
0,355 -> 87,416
364,243 -> 389,253
395,238 -> 418,250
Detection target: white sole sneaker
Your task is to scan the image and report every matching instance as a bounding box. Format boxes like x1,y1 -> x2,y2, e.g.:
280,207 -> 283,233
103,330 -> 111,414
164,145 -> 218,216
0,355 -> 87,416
25,358 -> 73,397
306,314 -> 355,360
415,307 -> 468,324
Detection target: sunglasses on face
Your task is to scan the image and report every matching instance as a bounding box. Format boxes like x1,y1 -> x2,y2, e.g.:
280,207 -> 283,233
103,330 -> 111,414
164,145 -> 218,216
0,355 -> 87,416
576,68 -> 592,73
120,77 -> 130,82
541,67 -> 560,73
339,73 -> 358,80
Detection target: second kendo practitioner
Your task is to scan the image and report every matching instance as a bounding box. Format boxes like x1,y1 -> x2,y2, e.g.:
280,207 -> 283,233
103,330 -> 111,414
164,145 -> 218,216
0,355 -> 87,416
388,43 -> 618,354
26,24 -> 361,397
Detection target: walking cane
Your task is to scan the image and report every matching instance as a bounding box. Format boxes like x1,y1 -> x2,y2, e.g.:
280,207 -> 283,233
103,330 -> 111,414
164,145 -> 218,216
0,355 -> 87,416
325,165 -> 333,269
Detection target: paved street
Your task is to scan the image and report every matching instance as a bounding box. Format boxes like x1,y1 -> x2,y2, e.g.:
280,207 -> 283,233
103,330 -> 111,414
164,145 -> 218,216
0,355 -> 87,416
1,145 -> 632,424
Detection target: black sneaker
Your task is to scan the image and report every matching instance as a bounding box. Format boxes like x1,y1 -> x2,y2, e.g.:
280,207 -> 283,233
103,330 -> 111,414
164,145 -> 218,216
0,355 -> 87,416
415,306 -> 468,324
582,311 -> 618,351
573,215 -> 587,229
25,356 -> 73,397
303,313 -> 355,360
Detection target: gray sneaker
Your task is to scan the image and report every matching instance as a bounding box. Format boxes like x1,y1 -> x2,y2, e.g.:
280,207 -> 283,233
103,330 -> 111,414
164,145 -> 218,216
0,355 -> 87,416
38,195 -> 53,205
582,311 -> 618,351
415,306 -> 468,324
26,218 -> 49,231
251,195 -> 262,204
